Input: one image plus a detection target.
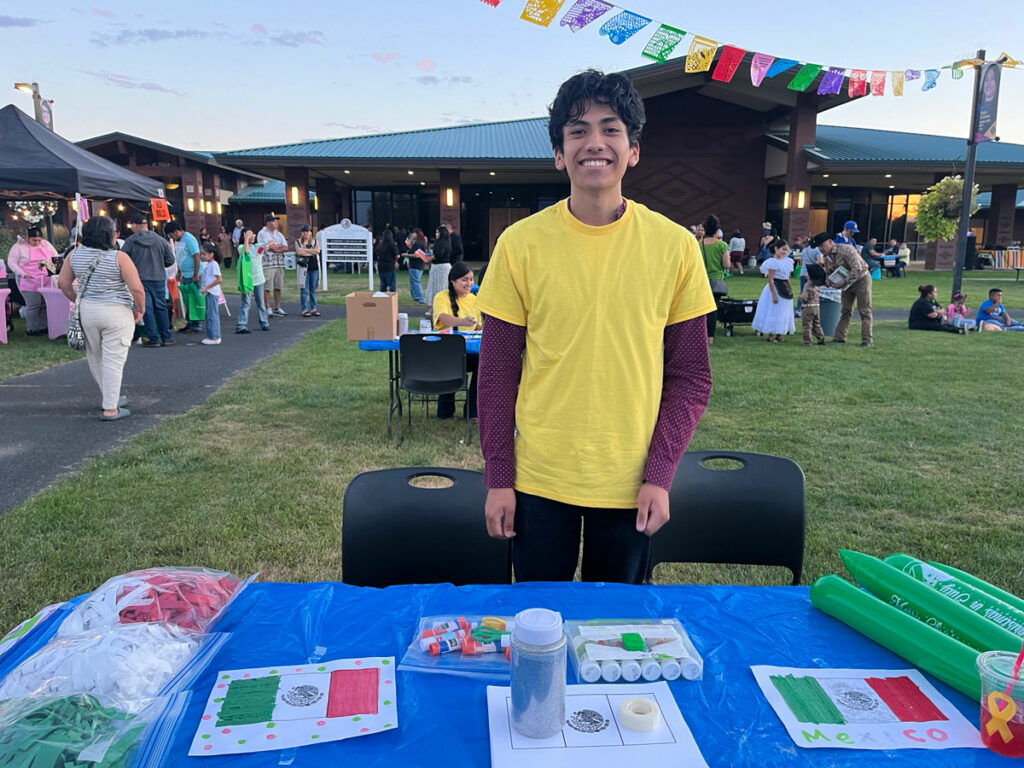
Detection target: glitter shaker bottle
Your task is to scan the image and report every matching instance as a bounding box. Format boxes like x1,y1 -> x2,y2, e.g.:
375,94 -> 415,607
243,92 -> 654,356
510,608 -> 566,738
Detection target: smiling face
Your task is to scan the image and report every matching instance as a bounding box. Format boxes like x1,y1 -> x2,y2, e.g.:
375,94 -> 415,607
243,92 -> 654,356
452,270 -> 474,297
983,67 -> 998,102
554,101 -> 639,196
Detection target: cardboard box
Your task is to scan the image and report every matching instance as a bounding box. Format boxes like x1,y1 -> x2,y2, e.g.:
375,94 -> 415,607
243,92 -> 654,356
346,291 -> 398,341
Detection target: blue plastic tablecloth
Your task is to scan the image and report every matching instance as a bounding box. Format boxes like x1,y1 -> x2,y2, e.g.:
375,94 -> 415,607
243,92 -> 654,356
130,581 -> 1009,767
359,333 -> 481,355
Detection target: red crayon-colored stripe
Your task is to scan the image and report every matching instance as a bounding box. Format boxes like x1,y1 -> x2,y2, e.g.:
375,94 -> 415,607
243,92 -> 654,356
327,668 -> 379,718
866,676 -> 947,722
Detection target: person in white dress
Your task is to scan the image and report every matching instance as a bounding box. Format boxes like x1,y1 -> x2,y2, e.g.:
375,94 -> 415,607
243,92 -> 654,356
752,237 -> 796,342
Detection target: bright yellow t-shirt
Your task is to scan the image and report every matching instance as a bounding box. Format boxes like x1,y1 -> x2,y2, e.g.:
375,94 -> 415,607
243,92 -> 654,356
475,199 -> 715,508
432,290 -> 482,330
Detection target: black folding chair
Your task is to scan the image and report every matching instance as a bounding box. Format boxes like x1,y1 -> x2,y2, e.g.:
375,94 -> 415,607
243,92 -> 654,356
341,467 -> 512,588
648,451 -> 805,585
397,334 -> 470,447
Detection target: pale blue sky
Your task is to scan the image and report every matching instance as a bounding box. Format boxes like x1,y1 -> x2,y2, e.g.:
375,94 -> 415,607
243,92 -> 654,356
3,0 -> 1023,151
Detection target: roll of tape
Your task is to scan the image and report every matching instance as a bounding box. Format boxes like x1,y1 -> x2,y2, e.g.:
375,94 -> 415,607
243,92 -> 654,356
619,697 -> 661,732
620,660 -> 642,682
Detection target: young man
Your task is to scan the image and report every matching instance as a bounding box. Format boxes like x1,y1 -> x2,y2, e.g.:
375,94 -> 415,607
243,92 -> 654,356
257,215 -> 288,317
122,214 -> 175,346
166,221 -> 203,332
475,70 -> 715,584
977,288 -> 1024,330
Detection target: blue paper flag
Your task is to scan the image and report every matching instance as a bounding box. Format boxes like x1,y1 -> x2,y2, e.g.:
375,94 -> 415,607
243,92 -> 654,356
765,58 -> 798,79
598,10 -> 651,45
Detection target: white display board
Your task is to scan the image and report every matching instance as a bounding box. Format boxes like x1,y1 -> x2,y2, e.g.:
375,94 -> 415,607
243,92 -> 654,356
318,220 -> 373,291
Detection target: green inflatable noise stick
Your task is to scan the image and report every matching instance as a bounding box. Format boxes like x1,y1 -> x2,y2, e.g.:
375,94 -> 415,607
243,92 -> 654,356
926,560 -> 1024,616
885,554 -> 1024,639
839,549 -> 1021,653
809,574 -> 981,701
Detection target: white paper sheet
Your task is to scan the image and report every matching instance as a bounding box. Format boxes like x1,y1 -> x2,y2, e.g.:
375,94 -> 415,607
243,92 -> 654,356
751,665 -> 982,750
486,682 -> 708,768
188,657 -> 396,756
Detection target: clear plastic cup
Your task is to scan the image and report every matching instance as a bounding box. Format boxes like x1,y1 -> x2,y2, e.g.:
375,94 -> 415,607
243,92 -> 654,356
976,650 -> 1024,758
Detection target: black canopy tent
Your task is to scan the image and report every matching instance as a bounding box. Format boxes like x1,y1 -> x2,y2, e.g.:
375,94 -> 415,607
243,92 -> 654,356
0,104 -> 164,202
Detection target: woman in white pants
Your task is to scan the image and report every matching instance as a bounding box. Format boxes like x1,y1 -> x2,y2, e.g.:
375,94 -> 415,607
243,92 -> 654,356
59,216 -> 145,420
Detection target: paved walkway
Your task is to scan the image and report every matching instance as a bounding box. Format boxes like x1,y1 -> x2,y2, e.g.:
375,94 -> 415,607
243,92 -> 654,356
0,297 -> 344,514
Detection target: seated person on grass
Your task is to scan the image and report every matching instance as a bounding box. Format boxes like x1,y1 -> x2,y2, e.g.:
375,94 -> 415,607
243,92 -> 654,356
476,69 -> 715,585
976,288 -> 1024,331
909,284 -> 960,333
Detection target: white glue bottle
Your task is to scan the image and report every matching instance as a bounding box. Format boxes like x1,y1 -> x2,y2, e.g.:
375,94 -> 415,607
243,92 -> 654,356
510,608 -> 566,738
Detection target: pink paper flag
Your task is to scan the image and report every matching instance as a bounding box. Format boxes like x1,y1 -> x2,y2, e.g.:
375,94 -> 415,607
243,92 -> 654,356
711,45 -> 746,82
848,69 -> 867,97
520,0 -> 565,27
327,667 -> 379,718
870,70 -> 886,96
750,53 -> 775,86
480,0 -> 500,6
558,0 -> 612,32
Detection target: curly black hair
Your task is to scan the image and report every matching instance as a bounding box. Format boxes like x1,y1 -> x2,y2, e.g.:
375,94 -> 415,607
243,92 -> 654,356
548,69 -> 645,152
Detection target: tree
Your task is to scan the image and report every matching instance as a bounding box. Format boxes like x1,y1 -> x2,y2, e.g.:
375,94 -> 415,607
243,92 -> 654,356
915,176 -> 979,242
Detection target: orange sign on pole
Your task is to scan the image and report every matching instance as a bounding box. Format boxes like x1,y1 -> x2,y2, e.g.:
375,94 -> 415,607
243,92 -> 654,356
150,198 -> 170,221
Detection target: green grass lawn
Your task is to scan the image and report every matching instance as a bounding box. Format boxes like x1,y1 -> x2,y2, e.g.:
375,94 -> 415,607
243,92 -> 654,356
1,315 -> 1022,630
0,330 -> 84,380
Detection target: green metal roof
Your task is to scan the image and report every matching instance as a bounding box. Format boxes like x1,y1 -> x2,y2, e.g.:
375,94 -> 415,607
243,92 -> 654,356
220,118 -> 551,161
228,180 -> 315,204
774,125 -> 1024,166
975,190 -> 1024,210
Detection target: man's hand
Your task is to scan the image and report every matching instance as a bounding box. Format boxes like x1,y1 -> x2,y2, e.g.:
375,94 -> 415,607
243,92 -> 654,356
485,488 -> 516,539
636,482 -> 670,536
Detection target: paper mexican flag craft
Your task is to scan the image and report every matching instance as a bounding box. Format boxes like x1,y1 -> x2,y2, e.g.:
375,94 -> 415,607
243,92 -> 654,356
752,666 -> 981,750
188,657 -> 396,756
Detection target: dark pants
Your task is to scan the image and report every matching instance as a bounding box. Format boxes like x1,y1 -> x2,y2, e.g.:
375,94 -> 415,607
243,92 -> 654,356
378,270 -> 396,293
706,291 -> 726,338
511,491 -> 651,584
141,280 -> 171,343
437,356 -> 478,419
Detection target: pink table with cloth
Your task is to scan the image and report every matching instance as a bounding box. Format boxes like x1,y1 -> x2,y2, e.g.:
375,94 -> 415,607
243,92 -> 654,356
0,288 -> 8,344
38,286 -> 73,340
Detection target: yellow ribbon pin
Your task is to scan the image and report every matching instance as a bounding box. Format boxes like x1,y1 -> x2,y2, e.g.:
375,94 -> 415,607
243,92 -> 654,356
985,691 -> 1017,743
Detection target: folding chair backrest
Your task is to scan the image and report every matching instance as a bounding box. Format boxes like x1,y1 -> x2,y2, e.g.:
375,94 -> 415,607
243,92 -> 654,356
342,467 -> 511,588
649,451 -> 805,585
399,334 -> 466,393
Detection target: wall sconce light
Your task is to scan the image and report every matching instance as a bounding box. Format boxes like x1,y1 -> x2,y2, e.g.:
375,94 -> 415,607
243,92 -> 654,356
783,191 -> 791,209
407,170 -> 414,176
290,186 -> 299,205
313,197 -> 318,211
797,190 -> 806,209
822,174 -> 830,179
216,202 -> 222,214
98,209 -> 107,217
445,188 -> 454,207
187,198 -> 195,212
166,182 -> 180,190
71,200 -> 78,212
117,203 -> 125,212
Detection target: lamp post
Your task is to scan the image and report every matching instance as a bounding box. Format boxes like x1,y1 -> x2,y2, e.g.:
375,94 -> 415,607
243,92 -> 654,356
13,81 -> 53,131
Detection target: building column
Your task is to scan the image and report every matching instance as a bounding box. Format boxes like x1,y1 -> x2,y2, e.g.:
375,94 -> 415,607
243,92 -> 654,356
439,169 -> 461,233
988,183 -> 1018,248
181,167 -> 204,234
284,167 -> 310,247
315,177 -> 337,229
781,98 -> 815,242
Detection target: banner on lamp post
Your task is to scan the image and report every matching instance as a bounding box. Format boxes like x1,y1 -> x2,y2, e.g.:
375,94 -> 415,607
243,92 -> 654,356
641,24 -> 686,62
974,61 -> 1001,143
598,11 -> 651,45
558,0 -> 612,31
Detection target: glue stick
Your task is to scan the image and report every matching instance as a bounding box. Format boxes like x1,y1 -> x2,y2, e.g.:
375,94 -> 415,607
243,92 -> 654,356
600,661 -> 622,683
659,659 -> 682,681
419,629 -> 466,651
428,636 -> 461,655
422,621 -> 460,639
641,659 -> 662,681
620,660 -> 642,682
461,637 -> 500,655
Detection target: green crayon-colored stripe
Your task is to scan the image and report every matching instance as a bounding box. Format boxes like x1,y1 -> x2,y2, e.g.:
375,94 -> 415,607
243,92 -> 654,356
770,674 -> 845,725
216,676 -> 281,727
